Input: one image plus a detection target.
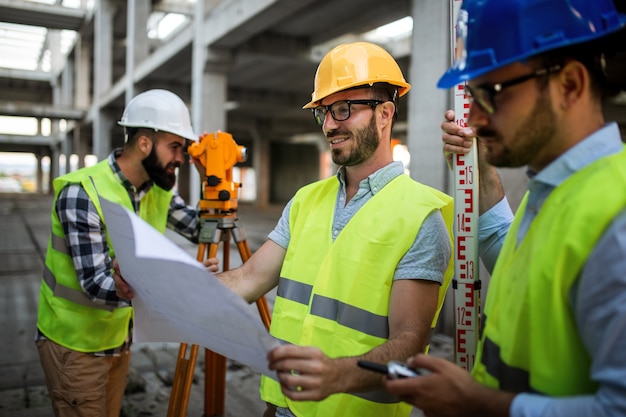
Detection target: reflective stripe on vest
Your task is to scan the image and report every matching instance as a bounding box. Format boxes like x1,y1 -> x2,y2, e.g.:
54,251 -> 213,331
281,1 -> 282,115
41,223 -> 115,312
278,277 -> 389,339
43,266 -> 114,312
481,335 -> 532,392
51,234 -> 69,255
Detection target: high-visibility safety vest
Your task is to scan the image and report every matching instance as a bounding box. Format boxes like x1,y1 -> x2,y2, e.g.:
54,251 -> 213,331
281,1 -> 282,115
261,174 -> 454,417
472,147 -> 626,395
37,160 -> 172,352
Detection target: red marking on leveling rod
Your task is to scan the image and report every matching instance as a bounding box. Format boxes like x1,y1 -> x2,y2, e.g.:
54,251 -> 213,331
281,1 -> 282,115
458,166 -> 475,185
462,188 -> 474,212
457,351 -> 473,368
462,282 -> 476,308
456,236 -> 467,260
457,330 -> 468,353
459,260 -> 475,281
457,213 -> 473,233
457,305 -> 474,326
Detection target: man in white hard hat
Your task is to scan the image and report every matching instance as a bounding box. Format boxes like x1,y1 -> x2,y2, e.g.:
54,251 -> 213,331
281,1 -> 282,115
35,89 -> 217,417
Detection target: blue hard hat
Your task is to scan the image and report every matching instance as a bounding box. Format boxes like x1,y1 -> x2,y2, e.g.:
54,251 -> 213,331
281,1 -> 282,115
438,0 -> 626,88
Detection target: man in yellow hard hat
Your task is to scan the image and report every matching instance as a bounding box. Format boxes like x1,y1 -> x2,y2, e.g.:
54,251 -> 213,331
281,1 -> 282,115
218,42 -> 454,417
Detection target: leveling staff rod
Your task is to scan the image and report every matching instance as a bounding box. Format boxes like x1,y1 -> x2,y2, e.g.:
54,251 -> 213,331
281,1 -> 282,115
450,0 -> 481,372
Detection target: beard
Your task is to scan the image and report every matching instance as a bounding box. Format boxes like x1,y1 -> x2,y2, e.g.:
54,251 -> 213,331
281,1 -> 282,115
478,91 -> 557,168
142,146 -> 179,190
329,114 -> 380,166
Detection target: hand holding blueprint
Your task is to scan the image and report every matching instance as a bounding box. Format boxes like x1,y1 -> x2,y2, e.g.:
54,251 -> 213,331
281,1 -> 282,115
100,197 -> 280,379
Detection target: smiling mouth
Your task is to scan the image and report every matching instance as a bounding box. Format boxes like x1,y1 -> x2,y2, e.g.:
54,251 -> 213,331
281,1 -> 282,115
329,137 -> 349,146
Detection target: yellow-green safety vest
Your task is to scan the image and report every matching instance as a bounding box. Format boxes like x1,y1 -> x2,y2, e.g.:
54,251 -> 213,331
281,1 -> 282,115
37,160 -> 172,352
261,174 -> 454,417
472,147 -> 626,395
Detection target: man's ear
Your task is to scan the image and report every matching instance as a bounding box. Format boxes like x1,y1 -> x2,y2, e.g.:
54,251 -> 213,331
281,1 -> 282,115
137,133 -> 154,156
556,60 -> 587,110
379,101 -> 395,127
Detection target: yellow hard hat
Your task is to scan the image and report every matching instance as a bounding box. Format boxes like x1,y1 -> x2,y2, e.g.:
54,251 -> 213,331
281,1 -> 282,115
303,42 -> 411,109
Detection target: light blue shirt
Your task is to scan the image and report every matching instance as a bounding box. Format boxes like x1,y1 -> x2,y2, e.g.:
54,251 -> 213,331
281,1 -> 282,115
268,161 -> 451,283
478,123 -> 626,417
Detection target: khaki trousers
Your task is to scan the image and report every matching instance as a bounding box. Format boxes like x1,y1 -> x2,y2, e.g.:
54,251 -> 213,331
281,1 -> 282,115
36,339 -> 131,417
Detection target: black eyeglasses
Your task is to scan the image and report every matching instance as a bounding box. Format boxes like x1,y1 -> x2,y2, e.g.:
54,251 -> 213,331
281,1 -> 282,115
465,65 -> 562,115
312,100 -> 385,126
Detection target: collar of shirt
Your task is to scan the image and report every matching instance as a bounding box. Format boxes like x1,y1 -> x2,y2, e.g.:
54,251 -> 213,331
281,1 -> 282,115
517,122 -> 623,243
528,122 -> 623,188
336,160 -> 405,198
108,148 -> 154,197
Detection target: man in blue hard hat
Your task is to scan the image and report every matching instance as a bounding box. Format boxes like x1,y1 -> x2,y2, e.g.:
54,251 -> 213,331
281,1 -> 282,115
383,1 -> 626,416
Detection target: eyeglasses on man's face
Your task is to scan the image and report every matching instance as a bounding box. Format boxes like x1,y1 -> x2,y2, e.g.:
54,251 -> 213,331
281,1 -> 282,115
312,99 -> 386,126
465,65 -> 562,115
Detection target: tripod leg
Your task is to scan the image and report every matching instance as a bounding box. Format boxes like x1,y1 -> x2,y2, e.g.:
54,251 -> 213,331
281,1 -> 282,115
167,243 -> 208,417
205,348 -> 227,416
167,343 -> 187,417
204,241 -> 227,417
236,239 -> 272,330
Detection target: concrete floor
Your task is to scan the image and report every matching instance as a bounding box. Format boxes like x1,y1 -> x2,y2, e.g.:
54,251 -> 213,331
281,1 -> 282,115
0,192 -> 442,417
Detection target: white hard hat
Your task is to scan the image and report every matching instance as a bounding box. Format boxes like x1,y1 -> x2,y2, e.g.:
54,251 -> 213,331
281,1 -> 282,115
118,89 -> 197,141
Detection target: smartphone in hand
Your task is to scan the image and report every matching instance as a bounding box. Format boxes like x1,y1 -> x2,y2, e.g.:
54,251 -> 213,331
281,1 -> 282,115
357,360 -> 423,379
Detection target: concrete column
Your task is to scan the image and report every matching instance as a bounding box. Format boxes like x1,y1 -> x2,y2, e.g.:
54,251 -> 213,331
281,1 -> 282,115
49,30 -> 66,173
36,154 -> 43,193
125,0 -> 150,103
92,0 -> 114,160
93,112 -> 112,162
407,0 -> 451,192
50,145 -> 60,190
48,30 -> 63,75
74,36 -> 90,166
189,0 -> 208,206
250,127 -> 270,209
61,61 -> 74,173
75,37 -> 90,109
73,128 -> 84,169
407,0 -> 455,337
190,39 -> 231,205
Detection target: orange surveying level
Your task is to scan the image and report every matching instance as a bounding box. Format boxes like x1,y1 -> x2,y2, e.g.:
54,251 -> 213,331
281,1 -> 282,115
167,131 -> 272,417
188,131 -> 247,213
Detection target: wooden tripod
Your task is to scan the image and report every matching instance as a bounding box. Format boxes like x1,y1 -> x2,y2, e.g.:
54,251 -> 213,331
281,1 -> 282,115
166,211 -> 272,417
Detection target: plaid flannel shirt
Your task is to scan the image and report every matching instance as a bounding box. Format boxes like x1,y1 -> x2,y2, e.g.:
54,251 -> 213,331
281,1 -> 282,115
37,149 -> 198,356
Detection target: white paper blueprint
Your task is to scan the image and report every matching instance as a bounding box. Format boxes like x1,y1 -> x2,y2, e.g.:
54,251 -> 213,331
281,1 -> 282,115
100,197 -> 280,379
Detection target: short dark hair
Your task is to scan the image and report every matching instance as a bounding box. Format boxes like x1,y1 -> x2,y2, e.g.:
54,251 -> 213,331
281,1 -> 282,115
124,127 -> 139,144
533,46 -> 608,101
124,127 -> 155,145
